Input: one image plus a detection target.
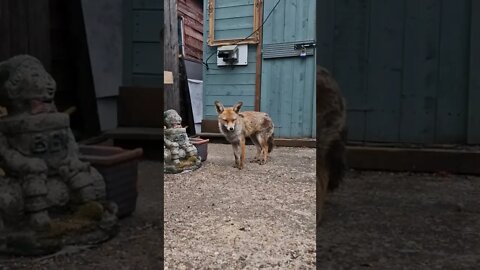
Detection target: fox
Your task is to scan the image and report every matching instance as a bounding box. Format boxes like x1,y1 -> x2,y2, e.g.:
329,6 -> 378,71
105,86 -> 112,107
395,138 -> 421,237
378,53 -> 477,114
316,65 -> 347,224
214,101 -> 274,170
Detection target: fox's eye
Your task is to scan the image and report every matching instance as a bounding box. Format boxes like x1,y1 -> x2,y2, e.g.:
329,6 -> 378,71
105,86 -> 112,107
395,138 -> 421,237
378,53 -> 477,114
222,118 -> 227,121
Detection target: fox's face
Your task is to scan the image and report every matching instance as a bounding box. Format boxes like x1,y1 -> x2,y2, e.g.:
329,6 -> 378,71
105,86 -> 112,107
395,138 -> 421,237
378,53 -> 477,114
214,101 -> 243,132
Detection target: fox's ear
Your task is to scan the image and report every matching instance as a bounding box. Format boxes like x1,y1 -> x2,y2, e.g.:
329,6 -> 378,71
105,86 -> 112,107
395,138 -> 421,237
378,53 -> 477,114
233,101 -> 243,113
214,100 -> 224,114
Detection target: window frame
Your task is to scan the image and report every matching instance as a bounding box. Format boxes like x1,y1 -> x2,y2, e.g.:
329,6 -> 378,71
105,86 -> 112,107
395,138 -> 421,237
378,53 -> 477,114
207,0 -> 262,46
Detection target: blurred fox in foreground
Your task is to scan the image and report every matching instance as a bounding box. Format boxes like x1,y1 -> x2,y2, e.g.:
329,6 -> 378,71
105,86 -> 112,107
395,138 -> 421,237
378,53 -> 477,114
316,65 -> 347,223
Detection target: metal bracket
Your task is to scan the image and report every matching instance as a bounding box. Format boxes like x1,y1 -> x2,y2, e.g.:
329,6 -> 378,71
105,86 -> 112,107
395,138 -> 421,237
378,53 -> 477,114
293,42 -> 316,50
263,40 -> 316,59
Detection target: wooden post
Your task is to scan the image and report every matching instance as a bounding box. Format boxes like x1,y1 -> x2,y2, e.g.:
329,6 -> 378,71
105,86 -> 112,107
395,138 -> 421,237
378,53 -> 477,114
254,0 -> 263,111
164,0 -> 180,112
468,0 -> 480,144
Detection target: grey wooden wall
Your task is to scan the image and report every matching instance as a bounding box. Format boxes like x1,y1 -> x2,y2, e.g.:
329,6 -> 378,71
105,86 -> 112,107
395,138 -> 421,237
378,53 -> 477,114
123,0 -> 164,87
317,0 -> 480,145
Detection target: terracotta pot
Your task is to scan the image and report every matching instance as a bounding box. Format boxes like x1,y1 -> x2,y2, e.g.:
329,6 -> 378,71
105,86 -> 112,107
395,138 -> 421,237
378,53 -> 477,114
78,145 -> 143,218
190,137 -> 209,162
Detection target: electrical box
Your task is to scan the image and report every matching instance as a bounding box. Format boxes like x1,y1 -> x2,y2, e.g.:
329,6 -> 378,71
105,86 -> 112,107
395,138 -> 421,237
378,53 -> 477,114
217,44 -> 248,66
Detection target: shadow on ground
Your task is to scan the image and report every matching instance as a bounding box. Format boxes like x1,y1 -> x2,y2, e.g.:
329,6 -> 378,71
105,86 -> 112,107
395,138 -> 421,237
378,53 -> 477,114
317,170 -> 480,270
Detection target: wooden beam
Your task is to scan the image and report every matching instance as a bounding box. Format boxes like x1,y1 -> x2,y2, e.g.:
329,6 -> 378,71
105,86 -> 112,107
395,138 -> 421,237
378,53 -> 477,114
347,146 -> 480,175
468,0 -> 480,144
254,0 -> 264,111
164,0 -> 180,111
207,0 -> 215,46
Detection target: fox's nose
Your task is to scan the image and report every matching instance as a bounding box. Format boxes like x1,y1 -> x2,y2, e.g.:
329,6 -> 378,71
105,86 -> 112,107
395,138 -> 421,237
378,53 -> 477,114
229,127 -> 234,131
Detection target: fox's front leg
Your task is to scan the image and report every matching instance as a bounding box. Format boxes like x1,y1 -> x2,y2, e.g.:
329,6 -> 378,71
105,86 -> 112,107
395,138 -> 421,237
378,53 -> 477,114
232,142 -> 242,169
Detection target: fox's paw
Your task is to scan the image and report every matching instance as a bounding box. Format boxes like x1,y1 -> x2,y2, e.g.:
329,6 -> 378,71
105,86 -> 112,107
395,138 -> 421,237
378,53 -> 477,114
233,163 -> 244,170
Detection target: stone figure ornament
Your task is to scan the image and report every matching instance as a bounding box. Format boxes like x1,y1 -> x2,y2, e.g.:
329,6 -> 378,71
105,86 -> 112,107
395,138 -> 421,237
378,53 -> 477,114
0,55 -> 118,256
163,109 -> 201,173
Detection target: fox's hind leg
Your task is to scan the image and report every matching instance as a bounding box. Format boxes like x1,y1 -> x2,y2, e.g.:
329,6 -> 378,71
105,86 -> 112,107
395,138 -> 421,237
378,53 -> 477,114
255,133 -> 269,165
250,136 -> 262,163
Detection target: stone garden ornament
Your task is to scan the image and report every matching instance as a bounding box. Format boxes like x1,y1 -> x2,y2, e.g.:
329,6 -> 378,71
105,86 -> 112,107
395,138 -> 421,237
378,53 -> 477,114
0,55 -> 118,256
164,109 -> 201,173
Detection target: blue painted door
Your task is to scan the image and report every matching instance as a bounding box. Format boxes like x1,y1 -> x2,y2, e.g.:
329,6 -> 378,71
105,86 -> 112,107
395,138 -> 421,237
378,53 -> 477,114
260,0 -> 316,138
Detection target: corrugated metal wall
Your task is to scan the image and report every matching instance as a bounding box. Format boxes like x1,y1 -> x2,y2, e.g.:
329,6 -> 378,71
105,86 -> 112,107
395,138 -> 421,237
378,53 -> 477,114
317,0 -> 480,145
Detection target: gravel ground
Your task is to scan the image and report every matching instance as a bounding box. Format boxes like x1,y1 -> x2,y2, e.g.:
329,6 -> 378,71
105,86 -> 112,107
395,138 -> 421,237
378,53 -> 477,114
2,143 -> 479,270
164,143 -> 317,269
317,170 -> 480,270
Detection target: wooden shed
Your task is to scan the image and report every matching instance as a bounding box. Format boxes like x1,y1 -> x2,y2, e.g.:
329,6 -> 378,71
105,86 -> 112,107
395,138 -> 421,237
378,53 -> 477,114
317,0 -> 480,145
201,0 -> 317,138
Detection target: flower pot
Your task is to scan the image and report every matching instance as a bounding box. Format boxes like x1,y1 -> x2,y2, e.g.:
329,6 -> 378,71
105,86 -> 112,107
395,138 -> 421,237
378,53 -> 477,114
190,137 -> 209,162
78,145 -> 143,218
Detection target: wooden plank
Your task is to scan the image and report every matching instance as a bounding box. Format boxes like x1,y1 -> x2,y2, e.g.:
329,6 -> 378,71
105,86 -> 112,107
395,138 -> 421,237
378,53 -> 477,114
435,0 -> 469,143
347,146 -> 480,175
133,10 -> 163,42
178,1 -> 203,22
204,95 -> 254,106
204,104 -> 255,117
332,0 -> 370,141
206,64 -> 257,74
181,16 -> 204,33
207,0 -> 215,45
0,0 -> 10,61
205,84 -> 255,96
122,0 -> 134,85
214,17 -> 254,31
132,75 -> 164,87
468,0 -> 480,144
133,43 -> 162,74
216,0 -> 254,9
315,0 -> 335,70
286,0 -> 301,136
117,87 -> 163,127
206,73 -> 256,85
133,0 -> 162,9
345,111 -> 366,141
164,0 -> 180,111
399,0 -> 441,144
364,0 -> 404,142
254,0 -> 263,111
9,0 -> 29,55
104,127 -> 163,140
27,0 -> 51,71
184,27 -> 203,42
214,28 -> 257,40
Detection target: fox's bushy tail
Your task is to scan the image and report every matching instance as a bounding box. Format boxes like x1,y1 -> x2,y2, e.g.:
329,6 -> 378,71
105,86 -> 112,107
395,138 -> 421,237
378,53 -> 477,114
326,128 -> 347,191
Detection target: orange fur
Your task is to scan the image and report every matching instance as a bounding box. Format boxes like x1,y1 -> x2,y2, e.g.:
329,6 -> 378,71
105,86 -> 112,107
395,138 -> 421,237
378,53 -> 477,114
214,101 -> 275,169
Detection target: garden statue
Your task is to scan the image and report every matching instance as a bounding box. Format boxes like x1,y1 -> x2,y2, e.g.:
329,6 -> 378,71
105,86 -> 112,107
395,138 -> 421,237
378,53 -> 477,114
164,109 -> 201,173
0,55 -> 118,256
